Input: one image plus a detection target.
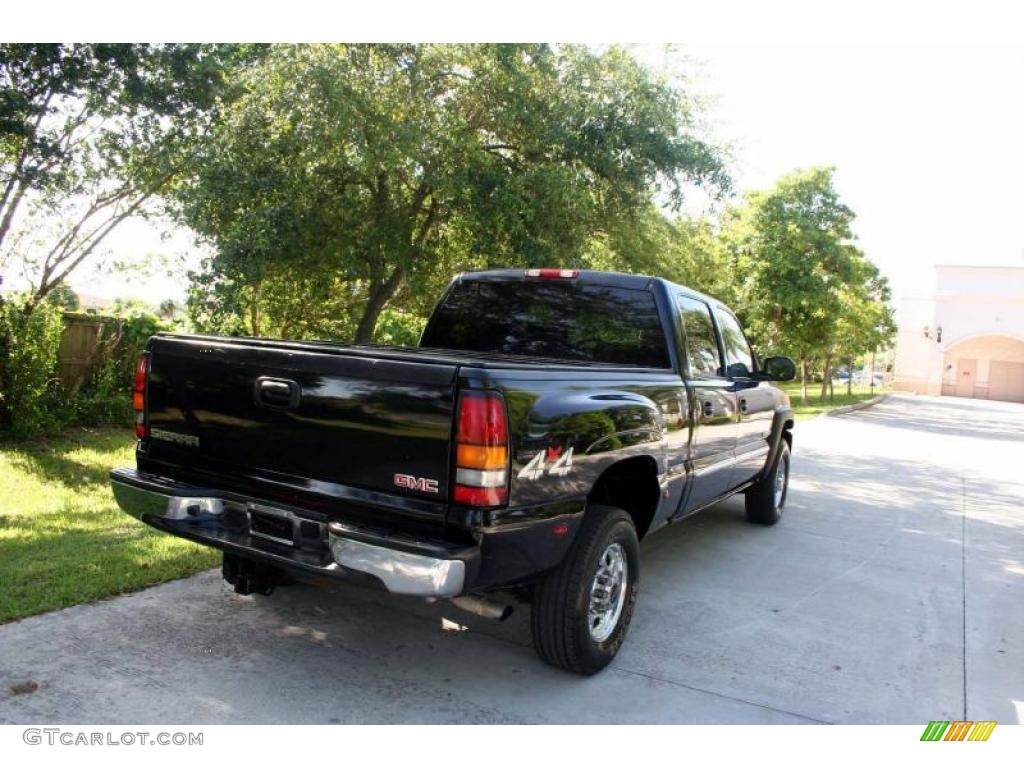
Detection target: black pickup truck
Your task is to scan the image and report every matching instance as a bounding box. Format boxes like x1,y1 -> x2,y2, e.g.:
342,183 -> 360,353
111,269 -> 795,674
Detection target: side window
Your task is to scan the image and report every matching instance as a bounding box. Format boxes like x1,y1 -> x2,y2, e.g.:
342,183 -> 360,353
676,295 -> 722,378
716,308 -> 755,378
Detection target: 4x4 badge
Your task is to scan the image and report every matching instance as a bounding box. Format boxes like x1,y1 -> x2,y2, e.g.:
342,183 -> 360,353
518,447 -> 574,480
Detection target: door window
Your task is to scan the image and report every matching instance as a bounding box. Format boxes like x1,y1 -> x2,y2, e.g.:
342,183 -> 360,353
676,295 -> 722,378
716,308 -> 755,378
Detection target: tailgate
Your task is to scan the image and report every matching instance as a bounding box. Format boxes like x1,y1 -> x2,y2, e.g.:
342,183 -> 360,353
144,336 -> 458,516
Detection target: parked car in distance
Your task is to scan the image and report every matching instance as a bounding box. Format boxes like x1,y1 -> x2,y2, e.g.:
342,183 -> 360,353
853,371 -> 886,387
111,269 -> 796,675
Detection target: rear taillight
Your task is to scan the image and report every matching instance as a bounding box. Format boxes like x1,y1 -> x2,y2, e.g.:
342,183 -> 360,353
133,353 -> 149,439
453,391 -> 509,507
524,268 -> 579,279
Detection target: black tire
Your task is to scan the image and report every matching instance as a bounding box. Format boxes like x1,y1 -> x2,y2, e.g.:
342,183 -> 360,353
530,504 -> 639,675
745,439 -> 790,526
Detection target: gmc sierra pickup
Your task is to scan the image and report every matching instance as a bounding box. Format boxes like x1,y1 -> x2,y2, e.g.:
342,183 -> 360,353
111,269 -> 795,675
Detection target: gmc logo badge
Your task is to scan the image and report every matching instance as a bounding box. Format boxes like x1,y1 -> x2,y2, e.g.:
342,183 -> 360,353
393,474 -> 439,494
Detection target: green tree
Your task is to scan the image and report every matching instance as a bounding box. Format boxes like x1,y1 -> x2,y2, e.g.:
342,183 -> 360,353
829,263 -> 896,397
156,298 -> 180,320
581,206 -> 736,300
0,43 -> 261,310
45,282 -> 79,311
175,44 -> 728,342
0,45 -> 260,431
724,167 -> 873,403
653,214 -> 737,304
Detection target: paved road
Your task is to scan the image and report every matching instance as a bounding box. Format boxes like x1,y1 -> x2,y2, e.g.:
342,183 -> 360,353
1,394 -> 1021,724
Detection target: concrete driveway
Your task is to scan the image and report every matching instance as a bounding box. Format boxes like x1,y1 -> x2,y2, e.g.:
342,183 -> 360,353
1,394 -> 1021,724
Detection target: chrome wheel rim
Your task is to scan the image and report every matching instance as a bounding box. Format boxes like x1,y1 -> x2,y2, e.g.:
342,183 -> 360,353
589,542 -> 628,643
774,455 -> 788,510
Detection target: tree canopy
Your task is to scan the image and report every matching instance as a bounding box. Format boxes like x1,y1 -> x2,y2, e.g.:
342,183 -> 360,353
723,167 -> 895,400
0,44 -> 898,436
0,43 -> 260,308
175,44 -> 729,341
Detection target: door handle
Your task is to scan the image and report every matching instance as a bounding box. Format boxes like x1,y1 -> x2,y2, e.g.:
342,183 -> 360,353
702,401 -> 714,418
254,377 -> 301,410
739,398 -> 748,414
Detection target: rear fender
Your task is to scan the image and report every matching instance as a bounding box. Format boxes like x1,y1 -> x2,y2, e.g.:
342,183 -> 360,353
503,386 -> 670,509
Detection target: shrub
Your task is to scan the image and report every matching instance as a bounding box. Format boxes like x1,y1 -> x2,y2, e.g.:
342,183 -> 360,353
70,356 -> 133,426
0,298 -> 65,437
70,311 -> 174,428
0,297 -> 178,436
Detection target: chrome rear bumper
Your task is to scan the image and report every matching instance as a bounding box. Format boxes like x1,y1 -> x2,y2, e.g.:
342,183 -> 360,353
110,467 -> 467,597
328,530 -> 464,597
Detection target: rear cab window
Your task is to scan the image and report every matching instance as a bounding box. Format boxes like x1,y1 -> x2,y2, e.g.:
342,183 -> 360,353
421,279 -> 671,368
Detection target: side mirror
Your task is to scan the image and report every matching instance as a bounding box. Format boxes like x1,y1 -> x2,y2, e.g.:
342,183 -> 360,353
760,356 -> 796,382
726,362 -> 751,379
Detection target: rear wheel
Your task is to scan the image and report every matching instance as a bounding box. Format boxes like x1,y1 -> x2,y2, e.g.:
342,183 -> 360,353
745,440 -> 790,525
531,504 -> 639,675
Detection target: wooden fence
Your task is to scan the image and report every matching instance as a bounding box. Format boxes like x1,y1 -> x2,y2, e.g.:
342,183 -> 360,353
57,313 -> 123,396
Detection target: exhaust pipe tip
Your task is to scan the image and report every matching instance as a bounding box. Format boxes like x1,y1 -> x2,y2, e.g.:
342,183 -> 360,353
449,595 -> 513,622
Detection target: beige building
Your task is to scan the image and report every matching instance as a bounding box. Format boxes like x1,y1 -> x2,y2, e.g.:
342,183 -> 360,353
893,265 -> 1024,403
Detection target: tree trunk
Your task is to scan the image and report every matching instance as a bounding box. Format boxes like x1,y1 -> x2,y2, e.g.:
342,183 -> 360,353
0,179 -> 29,251
354,266 -> 406,344
869,350 -> 877,393
800,358 -> 809,404
846,357 -> 853,396
248,282 -> 262,337
820,354 -> 832,400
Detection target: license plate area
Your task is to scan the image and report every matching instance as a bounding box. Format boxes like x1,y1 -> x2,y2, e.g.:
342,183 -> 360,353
248,504 -> 296,546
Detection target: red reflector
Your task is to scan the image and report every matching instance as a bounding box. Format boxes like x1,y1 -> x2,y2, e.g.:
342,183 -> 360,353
456,391 -> 507,446
524,268 -> 579,279
552,523 -> 569,536
454,484 -> 507,506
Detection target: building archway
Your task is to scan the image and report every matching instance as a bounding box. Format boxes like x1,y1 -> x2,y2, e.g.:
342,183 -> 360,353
941,334 -> 1024,402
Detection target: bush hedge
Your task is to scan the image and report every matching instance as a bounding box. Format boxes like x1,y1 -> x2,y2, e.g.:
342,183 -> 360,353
0,298 -> 175,439
0,300 -> 65,437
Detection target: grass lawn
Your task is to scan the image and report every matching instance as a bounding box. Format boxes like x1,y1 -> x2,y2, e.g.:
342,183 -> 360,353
780,381 -> 889,421
0,428 -> 218,624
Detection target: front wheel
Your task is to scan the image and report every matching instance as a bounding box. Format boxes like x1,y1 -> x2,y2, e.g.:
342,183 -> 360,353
745,440 -> 790,525
530,505 -> 639,675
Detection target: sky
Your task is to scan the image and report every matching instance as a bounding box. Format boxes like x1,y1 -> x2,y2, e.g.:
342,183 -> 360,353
66,33 -> 1024,308
642,40 -> 1024,302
